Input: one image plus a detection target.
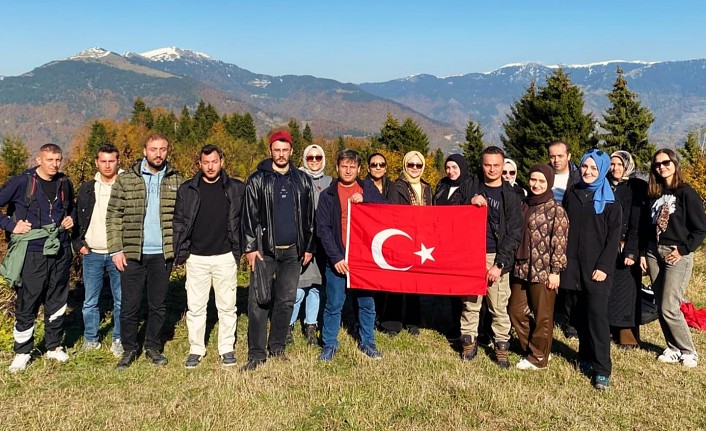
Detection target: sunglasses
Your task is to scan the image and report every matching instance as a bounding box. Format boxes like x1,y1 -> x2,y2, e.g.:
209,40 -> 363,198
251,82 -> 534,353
306,155 -> 323,162
503,170 -> 516,175
406,163 -> 423,169
653,160 -> 673,169
369,162 -> 386,168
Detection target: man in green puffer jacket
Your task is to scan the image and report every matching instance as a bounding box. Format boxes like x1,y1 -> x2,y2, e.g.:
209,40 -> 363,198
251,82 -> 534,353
106,133 -> 183,370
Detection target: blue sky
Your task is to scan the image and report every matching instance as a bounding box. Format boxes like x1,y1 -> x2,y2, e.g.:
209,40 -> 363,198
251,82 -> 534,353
2,1 -> 705,83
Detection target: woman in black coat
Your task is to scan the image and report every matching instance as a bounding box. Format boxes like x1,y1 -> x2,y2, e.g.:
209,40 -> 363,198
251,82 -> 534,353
560,149 -> 622,390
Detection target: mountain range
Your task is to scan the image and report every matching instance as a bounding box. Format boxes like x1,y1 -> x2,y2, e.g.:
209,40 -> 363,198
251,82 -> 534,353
1,46 -> 705,154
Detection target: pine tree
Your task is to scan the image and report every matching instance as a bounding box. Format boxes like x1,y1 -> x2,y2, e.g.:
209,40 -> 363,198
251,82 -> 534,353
130,97 -> 153,129
502,69 -> 595,182
433,148 -> 445,172
336,136 -> 345,153
241,113 -> 257,145
375,113 -> 405,151
303,123 -> 313,145
462,119 -> 484,174
679,129 -> 704,165
193,101 -> 219,142
598,66 -> 656,168
0,136 -> 30,177
288,119 -> 303,161
176,106 -> 194,144
152,111 -> 178,143
86,121 -> 115,155
399,117 -> 430,155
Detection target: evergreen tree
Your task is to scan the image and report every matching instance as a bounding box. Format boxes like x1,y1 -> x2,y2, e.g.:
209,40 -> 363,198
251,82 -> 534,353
177,106 -> 194,144
86,121 -> 115,155
462,119 -> 484,174
241,112 -> 257,145
433,148 -> 445,172
130,97 -> 153,129
193,101 -> 219,142
679,129 -> 704,165
0,136 -> 30,177
152,111 -> 178,143
502,69 -> 595,183
375,113 -> 404,151
303,123 -> 314,145
399,117 -> 430,155
288,119 -> 303,160
598,66 -> 656,168
336,136 -> 345,153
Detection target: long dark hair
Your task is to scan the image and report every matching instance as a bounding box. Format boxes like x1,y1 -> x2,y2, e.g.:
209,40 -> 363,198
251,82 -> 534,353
648,148 -> 686,198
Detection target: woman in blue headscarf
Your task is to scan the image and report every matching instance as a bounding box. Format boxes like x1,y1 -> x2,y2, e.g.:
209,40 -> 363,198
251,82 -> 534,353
560,148 -> 622,390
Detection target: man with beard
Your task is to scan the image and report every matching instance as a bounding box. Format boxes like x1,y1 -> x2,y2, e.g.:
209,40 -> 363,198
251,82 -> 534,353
241,130 -> 315,371
107,133 -> 184,370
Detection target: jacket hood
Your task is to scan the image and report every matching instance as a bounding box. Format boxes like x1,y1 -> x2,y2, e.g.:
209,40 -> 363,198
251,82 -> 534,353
23,166 -> 68,181
257,158 -> 294,174
131,158 -> 176,177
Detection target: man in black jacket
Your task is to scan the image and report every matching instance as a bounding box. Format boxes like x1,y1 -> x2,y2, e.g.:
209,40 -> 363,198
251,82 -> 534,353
241,131 -> 315,371
72,143 -> 123,357
460,146 -> 523,368
173,145 -> 245,368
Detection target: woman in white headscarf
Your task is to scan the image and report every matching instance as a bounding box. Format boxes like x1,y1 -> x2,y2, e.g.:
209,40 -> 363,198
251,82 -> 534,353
503,159 -> 526,197
288,144 -> 332,345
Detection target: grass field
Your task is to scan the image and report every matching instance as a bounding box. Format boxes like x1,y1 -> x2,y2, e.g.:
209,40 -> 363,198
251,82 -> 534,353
1,253 -> 705,431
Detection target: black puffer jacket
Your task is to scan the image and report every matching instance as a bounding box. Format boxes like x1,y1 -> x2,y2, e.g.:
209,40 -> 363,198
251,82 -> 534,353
241,159 -> 315,258
173,171 -> 245,265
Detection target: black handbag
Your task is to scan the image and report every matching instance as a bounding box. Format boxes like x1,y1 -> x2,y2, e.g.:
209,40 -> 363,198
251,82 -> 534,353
250,225 -> 272,305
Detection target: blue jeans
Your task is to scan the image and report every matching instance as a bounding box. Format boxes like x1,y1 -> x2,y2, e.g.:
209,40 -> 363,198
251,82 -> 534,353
321,266 -> 376,349
82,252 -> 121,342
290,285 -> 321,326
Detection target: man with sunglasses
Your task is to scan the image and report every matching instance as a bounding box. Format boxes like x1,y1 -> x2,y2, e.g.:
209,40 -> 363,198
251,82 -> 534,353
241,130 -> 315,371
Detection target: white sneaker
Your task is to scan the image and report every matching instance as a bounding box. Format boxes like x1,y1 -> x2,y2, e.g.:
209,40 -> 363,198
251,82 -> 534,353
81,341 -> 101,352
682,353 -> 699,368
8,353 -> 32,373
516,357 -> 541,370
657,347 -> 682,364
46,347 -> 69,363
110,339 -> 124,358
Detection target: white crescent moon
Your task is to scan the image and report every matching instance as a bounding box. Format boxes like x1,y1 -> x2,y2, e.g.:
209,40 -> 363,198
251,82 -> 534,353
371,228 -> 413,271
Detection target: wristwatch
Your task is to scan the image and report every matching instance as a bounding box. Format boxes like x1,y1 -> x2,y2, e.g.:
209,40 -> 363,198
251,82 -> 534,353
495,262 -> 505,270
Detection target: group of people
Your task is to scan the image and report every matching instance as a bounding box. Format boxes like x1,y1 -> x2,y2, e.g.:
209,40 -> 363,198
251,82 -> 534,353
1,133 -> 704,392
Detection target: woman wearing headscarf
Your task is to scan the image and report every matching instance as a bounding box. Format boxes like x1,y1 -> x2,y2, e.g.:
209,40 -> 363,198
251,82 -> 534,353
433,154 -> 471,340
508,164 -> 569,370
378,151 -> 433,336
607,151 -> 647,349
640,149 -> 706,368
287,144 -> 332,345
560,149 -> 622,390
502,159 -> 526,198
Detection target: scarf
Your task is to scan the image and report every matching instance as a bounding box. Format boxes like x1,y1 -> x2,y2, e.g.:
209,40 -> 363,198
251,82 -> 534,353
299,144 -> 326,178
504,159 -> 519,186
577,149 -> 614,215
609,150 -> 636,184
444,154 -> 469,187
401,150 -> 425,185
516,165 -> 555,260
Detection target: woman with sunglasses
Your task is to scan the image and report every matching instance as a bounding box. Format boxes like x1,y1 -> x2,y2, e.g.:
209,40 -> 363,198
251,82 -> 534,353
502,159 -> 526,198
365,153 -> 392,200
287,144 -> 332,345
640,149 -> 706,368
606,151 -> 647,349
378,151 -> 432,336
561,149 -> 622,390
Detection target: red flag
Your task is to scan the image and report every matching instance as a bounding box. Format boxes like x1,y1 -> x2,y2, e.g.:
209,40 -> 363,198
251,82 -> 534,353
346,203 -> 488,295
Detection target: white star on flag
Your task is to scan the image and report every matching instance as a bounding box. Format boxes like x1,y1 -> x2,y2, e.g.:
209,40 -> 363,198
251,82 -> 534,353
414,243 -> 436,264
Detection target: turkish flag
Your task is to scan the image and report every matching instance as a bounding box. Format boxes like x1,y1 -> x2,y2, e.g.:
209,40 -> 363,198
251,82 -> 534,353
346,203 -> 488,295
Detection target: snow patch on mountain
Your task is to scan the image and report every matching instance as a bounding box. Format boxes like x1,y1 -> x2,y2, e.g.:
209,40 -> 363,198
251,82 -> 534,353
69,47 -> 111,60
139,47 -> 212,62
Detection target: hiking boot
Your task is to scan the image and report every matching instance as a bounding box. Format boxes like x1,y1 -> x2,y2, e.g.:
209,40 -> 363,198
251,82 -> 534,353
46,347 -> 69,363
657,347 -> 682,364
110,339 -> 124,358
319,346 -> 336,362
268,349 -> 289,361
562,324 -> 579,340
286,325 -> 295,345
460,335 -> 478,361
359,344 -> 383,359
494,341 -> 510,368
184,354 -> 203,369
304,324 -> 318,346
240,358 -> 265,372
682,353 -> 699,368
145,349 -> 168,366
81,341 -> 101,352
116,350 -> 138,371
593,374 -> 610,391
9,353 -> 32,373
221,351 -> 237,367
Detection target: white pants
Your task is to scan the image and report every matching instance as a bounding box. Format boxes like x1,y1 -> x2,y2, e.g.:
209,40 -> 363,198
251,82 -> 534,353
185,253 -> 238,356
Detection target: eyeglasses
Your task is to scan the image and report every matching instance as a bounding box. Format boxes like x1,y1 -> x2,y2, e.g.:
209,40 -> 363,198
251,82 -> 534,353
406,163 -> 423,169
369,162 -> 386,168
306,155 -> 323,162
503,170 -> 516,175
653,160 -> 673,169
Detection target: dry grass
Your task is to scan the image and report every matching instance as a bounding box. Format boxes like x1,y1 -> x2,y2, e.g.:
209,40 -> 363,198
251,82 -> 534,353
1,252 -> 706,431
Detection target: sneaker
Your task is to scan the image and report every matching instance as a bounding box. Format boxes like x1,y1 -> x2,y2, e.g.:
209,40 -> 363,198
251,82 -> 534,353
286,325 -> 294,345
406,325 -> 420,336
110,339 -> 124,358
144,349 -> 168,366
184,354 -> 203,369
516,357 -> 540,371
359,344 -> 383,359
240,358 -> 265,372
682,353 -> 699,368
46,347 -> 69,363
304,324 -> 318,346
319,346 -> 336,362
593,374 -> 610,391
657,347 -> 682,364
81,341 -> 101,352
221,351 -> 237,367
494,341 -> 510,369
268,349 -> 289,360
8,353 -> 32,373
563,324 -> 579,340
577,360 -> 593,376
460,335 -> 478,361
116,350 -> 138,371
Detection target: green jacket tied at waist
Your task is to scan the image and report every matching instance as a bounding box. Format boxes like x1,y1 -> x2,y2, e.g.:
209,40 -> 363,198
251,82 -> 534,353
0,225 -> 65,288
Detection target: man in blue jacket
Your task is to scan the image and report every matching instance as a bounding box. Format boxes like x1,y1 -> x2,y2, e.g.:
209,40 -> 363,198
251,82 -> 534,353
317,149 -> 386,361
0,144 -> 75,373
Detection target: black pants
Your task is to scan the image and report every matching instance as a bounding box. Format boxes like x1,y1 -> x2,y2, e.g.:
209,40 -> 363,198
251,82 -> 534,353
14,247 -> 72,354
379,293 -> 421,333
247,247 -> 300,361
119,254 -> 172,353
573,290 -> 612,376
555,288 -> 579,328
